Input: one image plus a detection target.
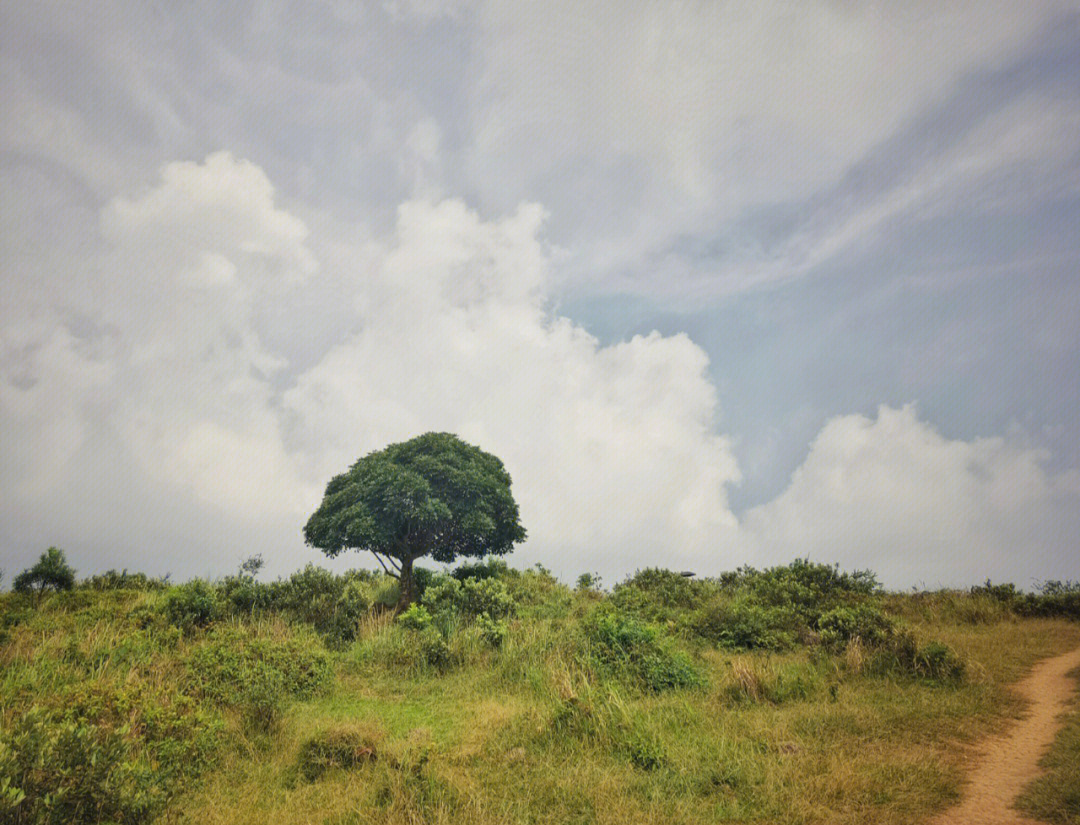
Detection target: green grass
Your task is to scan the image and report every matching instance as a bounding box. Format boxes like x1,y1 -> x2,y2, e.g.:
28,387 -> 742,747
1015,665 -> 1080,824
2,562 -> 1079,825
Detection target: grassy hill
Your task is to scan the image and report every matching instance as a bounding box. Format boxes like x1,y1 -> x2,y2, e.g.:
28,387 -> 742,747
1,559 -> 1077,824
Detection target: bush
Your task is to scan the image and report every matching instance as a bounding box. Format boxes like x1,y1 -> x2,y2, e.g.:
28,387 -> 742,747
868,632 -> 965,684
0,710 -> 157,824
584,610 -> 703,692
13,547 -> 76,596
739,559 -> 879,623
185,627 -> 333,731
816,605 -> 894,651
476,612 -> 508,648
421,576 -> 464,616
297,723 -> 383,781
0,695 -> 222,825
416,626 -> 454,670
81,569 -> 169,591
218,575 -> 273,617
1017,581 -> 1080,620
692,599 -> 798,651
162,580 -> 221,631
266,565 -> 379,646
912,641 -> 966,683
397,603 -> 433,631
462,577 -> 515,619
452,558 -> 513,583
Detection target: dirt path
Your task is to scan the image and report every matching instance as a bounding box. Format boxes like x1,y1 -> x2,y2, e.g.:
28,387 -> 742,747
929,645 -> 1080,825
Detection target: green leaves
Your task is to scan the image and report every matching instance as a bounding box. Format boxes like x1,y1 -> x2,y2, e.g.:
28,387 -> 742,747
13,547 -> 76,595
304,433 -> 526,607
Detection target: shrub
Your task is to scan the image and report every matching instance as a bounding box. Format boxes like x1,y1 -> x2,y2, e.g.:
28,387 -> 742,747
476,612 -> 508,648
0,696 -> 222,825
452,558 -> 513,583
912,641 -> 966,683
81,569 -> 169,591
816,605 -> 894,651
416,626 -> 454,670
162,580 -> 221,631
185,627 -> 333,731
462,577 -> 515,619
421,576 -> 464,616
0,710 -> 157,824
266,565 -> 379,646
12,547 -> 76,596
297,723 -> 383,781
397,603 -> 433,631
739,559 -> 879,624
868,632 -> 965,684
611,568 -> 704,623
218,575 -> 273,617
692,599 -> 798,651
584,610 -> 703,692
971,580 -> 1020,603
1017,580 -> 1080,620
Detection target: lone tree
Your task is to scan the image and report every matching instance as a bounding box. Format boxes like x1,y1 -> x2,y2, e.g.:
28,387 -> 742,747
304,432 -> 526,609
14,547 -> 76,597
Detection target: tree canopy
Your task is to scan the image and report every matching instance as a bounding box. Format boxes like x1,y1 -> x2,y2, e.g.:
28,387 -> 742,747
14,547 -> 76,595
303,432 -> 526,608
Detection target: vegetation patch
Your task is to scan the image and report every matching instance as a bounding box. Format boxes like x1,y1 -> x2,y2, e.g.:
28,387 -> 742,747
296,722 -> 385,782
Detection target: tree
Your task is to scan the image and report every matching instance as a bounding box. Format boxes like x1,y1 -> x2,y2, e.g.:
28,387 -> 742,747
13,547 -> 76,597
304,433 -> 526,609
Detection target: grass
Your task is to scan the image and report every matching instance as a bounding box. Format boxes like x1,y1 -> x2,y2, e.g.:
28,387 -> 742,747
2,562 -> 1079,824
1015,665 -> 1080,824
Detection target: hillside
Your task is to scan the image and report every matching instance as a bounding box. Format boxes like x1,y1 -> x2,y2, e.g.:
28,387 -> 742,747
1,560 -> 1078,825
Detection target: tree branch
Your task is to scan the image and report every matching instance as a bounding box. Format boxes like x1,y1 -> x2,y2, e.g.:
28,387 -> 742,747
371,551 -> 400,579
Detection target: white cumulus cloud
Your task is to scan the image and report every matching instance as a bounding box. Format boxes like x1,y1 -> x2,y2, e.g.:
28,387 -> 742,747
741,405 -> 1080,588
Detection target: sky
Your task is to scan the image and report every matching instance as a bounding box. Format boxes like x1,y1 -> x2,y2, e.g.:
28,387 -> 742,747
2,1 -> 1078,590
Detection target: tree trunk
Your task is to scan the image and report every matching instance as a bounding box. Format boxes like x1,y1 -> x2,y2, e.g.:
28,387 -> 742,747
396,555 -> 416,612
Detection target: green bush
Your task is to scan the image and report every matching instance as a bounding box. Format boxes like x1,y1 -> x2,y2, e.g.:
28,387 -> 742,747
397,603 -> 433,631
421,576 -> 464,615
0,694 -> 222,825
452,558 -> 512,582
13,548 -> 76,596
297,723 -> 383,781
476,612 -> 508,648
816,604 -> 894,650
265,566 -> 380,646
80,569 -> 169,591
584,610 -> 703,692
462,577 -> 515,619
692,599 -> 797,651
185,627 -> 333,731
1017,580 -> 1080,620
162,580 -> 221,631
416,626 -> 454,670
868,632 -> 965,684
912,641 -> 966,682
218,574 -> 273,617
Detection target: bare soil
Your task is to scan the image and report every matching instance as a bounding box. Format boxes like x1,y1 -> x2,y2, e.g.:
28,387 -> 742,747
929,646 -> 1080,824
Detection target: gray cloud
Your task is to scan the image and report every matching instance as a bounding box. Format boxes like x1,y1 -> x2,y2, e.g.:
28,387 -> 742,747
2,2 -> 1078,587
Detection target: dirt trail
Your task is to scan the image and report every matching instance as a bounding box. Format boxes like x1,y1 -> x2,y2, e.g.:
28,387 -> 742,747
929,645 -> 1080,825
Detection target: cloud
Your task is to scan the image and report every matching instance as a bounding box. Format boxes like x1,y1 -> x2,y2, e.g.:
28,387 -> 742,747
464,1 -> 1067,280
3,152 -> 1077,588
741,405 -> 1080,588
2,154 -> 743,581
284,197 -> 742,579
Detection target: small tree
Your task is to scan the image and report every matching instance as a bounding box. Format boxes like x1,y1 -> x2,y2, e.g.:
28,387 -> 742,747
304,433 -> 526,610
13,547 -> 76,597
